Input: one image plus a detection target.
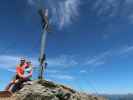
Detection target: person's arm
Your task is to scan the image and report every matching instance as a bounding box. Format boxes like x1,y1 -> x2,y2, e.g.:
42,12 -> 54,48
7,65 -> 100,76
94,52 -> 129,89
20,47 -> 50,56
27,70 -> 32,77
23,68 -> 33,79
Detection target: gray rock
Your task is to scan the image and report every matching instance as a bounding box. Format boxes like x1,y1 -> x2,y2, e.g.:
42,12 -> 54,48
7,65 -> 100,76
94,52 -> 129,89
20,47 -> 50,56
13,80 -> 107,100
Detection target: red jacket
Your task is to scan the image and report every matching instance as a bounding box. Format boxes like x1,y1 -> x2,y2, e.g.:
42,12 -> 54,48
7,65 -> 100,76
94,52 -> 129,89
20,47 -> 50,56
16,66 -> 24,75
16,63 -> 27,78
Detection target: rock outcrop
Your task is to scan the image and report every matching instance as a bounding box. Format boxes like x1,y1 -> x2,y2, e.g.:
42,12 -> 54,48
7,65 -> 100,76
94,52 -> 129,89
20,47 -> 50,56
12,80 -> 107,100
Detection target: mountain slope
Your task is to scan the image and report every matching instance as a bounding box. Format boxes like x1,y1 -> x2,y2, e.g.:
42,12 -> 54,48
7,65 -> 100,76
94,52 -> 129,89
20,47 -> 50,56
10,80 -> 107,100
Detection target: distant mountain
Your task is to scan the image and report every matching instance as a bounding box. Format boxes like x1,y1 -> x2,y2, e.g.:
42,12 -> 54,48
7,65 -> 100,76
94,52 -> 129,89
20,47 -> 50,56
103,94 -> 133,100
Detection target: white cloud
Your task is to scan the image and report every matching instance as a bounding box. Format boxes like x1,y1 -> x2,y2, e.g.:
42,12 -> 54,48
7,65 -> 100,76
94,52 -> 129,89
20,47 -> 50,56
49,0 -> 81,29
58,0 -> 80,28
27,0 -> 81,29
46,70 -> 60,74
0,55 -> 39,72
91,0 -> 133,23
85,51 -> 111,66
1,45 -> 133,73
6,69 -> 16,73
0,55 -> 19,68
92,0 -> 117,16
0,57 -> 16,72
80,70 -> 87,73
47,54 -> 78,67
93,61 -> 105,66
27,0 -> 133,27
119,45 -> 133,55
84,45 -> 133,67
28,0 -> 35,5
84,45 -> 133,68
0,54 -> 75,81
49,74 -> 74,80
0,54 -> 78,72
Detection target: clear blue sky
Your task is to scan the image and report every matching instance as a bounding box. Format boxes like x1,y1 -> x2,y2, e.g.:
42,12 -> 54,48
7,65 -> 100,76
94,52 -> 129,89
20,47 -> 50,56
0,0 -> 133,94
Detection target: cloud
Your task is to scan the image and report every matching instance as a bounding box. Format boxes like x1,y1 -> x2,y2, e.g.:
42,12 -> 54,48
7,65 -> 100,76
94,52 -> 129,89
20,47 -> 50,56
119,45 -> 133,55
27,0 -> 133,28
0,55 -> 75,82
27,0 -> 81,29
0,56 -> 17,73
0,55 -> 19,68
0,55 -> 39,72
49,74 -> 74,80
47,54 -> 78,67
91,0 -> 116,16
93,0 -> 122,15
90,0 -> 133,24
47,70 -> 58,73
1,45 -> 133,73
80,70 -> 87,73
58,0 -> 80,28
84,45 -> 133,68
46,70 -> 60,74
85,51 -> 111,66
49,0 -> 81,29
6,69 -> 16,73
27,0 -> 35,5
0,54 -> 78,73
0,53 -> 106,73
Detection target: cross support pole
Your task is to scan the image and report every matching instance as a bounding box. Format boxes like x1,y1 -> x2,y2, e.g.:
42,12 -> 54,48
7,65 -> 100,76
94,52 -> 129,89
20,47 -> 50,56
38,8 -> 49,80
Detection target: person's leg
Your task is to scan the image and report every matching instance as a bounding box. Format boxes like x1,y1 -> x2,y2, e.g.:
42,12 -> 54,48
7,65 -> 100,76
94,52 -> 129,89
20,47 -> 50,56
8,84 -> 15,93
11,78 -> 24,92
7,75 -> 20,92
5,81 -> 14,91
9,79 -> 21,93
5,74 -> 18,91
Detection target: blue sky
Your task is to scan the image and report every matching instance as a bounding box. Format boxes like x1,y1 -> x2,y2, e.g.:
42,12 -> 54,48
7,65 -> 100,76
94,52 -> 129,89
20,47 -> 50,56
0,0 -> 133,94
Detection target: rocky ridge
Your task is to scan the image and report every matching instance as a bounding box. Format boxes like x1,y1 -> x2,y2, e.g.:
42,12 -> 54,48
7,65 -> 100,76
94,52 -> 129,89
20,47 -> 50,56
12,80 -> 107,100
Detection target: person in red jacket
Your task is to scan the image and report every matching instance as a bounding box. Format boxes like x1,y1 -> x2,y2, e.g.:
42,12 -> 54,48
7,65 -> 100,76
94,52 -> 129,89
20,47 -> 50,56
5,58 -> 27,92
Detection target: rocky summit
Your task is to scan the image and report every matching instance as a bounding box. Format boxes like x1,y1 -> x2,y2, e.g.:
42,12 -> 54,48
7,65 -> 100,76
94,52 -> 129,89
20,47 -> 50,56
11,80 -> 107,100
